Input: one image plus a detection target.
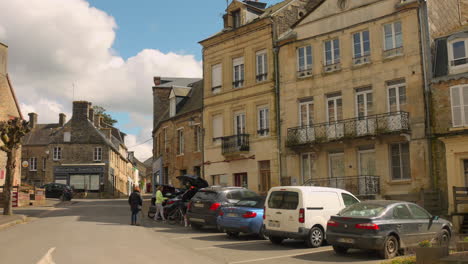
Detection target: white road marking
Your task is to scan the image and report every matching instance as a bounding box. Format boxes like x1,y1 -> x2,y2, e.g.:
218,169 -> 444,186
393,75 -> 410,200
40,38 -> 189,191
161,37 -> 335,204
227,248 -> 332,264
36,247 -> 56,264
194,240 -> 268,250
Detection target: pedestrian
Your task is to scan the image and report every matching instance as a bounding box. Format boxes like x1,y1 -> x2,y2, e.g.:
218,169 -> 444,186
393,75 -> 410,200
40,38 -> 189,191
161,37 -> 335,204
154,186 -> 168,222
128,187 -> 143,226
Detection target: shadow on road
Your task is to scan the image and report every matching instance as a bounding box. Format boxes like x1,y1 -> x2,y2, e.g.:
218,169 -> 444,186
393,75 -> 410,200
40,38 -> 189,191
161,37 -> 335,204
293,249 -> 381,262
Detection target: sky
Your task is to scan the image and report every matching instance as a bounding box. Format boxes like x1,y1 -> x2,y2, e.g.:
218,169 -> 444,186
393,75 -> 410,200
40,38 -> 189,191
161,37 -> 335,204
0,0 -> 283,161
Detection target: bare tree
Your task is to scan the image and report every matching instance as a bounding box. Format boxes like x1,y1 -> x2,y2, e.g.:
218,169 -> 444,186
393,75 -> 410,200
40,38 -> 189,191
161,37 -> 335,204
1,118 -> 30,215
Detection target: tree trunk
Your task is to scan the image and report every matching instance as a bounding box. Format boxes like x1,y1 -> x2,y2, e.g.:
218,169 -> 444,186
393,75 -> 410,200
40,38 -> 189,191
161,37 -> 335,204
3,150 -> 16,215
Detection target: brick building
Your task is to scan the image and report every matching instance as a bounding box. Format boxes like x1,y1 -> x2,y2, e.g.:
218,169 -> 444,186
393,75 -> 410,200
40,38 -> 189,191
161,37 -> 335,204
0,42 -> 23,187
21,101 -> 136,197
152,77 -> 203,190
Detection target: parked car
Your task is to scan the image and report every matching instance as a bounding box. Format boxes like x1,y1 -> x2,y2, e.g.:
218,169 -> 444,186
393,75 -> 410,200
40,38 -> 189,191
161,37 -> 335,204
263,186 -> 360,248
42,183 -> 73,200
186,186 -> 258,230
326,200 -> 453,259
217,196 -> 267,239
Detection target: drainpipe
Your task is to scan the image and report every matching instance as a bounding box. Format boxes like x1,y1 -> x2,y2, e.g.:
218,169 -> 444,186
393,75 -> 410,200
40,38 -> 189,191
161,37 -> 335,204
271,19 -> 283,186
418,0 -> 434,190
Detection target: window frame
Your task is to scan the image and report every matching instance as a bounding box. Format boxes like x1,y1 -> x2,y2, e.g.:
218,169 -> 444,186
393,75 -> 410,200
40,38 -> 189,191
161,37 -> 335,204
93,147 -> 102,161
355,88 -> 373,118
29,157 -> 37,171
257,106 -> 270,137
448,38 -> 468,68
256,50 -> 268,82
232,57 -> 245,88
326,94 -> 343,123
194,124 -> 202,152
297,45 -> 313,75
177,128 -> 184,156
389,142 -> 411,181
53,147 -> 62,161
233,112 -> 246,135
450,85 -> 468,127
353,30 -> 371,59
383,21 -> 403,51
324,38 -> 340,66
387,80 -> 406,112
301,153 -> 315,184
211,63 -> 222,94
42,157 -> 46,171
299,99 -> 314,127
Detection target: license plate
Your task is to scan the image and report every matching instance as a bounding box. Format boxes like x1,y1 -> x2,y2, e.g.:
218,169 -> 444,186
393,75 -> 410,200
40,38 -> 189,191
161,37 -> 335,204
194,203 -> 204,208
268,221 -> 280,228
226,213 -> 238,217
337,238 -> 355,244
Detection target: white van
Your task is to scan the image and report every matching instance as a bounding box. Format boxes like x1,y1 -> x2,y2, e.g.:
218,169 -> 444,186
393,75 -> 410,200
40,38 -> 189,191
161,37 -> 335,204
263,186 -> 360,248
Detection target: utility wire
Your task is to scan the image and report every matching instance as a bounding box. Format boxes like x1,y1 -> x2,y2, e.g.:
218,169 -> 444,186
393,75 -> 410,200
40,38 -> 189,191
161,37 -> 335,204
127,138 -> 152,148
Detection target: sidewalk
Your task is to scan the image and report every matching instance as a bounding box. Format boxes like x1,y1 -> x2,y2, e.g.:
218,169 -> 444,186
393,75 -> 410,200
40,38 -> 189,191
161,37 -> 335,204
0,214 -> 27,230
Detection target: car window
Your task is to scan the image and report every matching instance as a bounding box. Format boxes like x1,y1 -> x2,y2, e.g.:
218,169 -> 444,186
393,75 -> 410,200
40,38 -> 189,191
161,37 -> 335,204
227,190 -> 257,200
268,191 -> 299,210
192,191 -> 218,200
236,197 -> 265,208
408,204 -> 431,219
339,203 -> 386,217
392,204 -> 412,219
342,193 -> 359,207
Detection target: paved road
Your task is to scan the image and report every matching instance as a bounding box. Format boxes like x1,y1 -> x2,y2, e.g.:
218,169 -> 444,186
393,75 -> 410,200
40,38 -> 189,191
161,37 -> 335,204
0,199 -> 383,264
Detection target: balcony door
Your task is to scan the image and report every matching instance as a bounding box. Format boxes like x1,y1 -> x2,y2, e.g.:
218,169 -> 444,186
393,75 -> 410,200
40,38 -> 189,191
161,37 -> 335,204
328,153 -> 345,189
234,173 -> 248,188
358,150 -> 377,195
234,113 -> 246,148
356,88 -> 375,136
299,100 -> 315,143
327,95 -> 344,140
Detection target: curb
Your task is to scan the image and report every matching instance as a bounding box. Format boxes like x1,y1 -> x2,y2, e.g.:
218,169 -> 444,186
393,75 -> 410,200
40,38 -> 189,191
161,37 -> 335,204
0,215 -> 27,231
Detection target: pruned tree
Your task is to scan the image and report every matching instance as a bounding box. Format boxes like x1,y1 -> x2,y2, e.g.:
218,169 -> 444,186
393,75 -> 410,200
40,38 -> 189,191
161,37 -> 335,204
0,118 -> 30,215
93,106 -> 118,126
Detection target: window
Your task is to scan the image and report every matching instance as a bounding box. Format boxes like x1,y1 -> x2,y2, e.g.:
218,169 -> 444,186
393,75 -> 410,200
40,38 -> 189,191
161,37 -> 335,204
392,204 -> 412,219
327,94 -> 343,122
70,175 -> 100,191
256,50 -> 268,82
42,158 -> 46,171
194,125 -> 202,152
64,132 -> 71,142
390,143 -> 410,180
450,85 -> 468,127
163,128 -> 168,153
29,157 -> 37,171
356,87 -> 373,118
234,112 -> 246,135
387,80 -> 406,112
383,21 -> 403,55
301,153 -> 316,183
94,147 -> 102,161
232,10 -> 241,28
299,100 -> 314,126
450,39 -> 468,67
297,45 -> 312,76
408,204 -> 431,219
353,30 -> 370,64
53,147 -> 62,160
233,57 -> 244,88
234,173 -> 248,187
340,203 -> 385,217
177,129 -> 184,155
212,115 -> 223,144
212,174 -> 229,186
194,166 -> 201,177
169,97 -> 176,117
342,193 -> 360,207
324,39 -> 340,65
257,107 -> 269,136
267,191 -> 299,210
163,167 -> 169,184
211,64 -> 222,94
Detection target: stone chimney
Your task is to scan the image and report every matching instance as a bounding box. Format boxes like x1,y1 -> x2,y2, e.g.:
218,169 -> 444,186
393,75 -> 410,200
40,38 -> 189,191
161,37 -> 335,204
72,101 -> 90,121
154,76 -> 161,86
59,113 -> 66,126
94,114 -> 102,128
88,108 -> 94,122
28,113 -> 38,128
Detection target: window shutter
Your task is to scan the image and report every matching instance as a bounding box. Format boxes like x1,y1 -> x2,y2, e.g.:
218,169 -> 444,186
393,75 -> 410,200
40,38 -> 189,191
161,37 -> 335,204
212,64 -> 222,88
464,86 -> 468,125
213,115 -> 223,138
451,86 -> 462,127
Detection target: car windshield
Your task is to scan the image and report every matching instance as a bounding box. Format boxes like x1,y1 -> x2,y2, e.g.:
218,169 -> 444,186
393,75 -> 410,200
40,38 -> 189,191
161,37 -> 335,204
236,197 -> 265,208
339,203 -> 387,217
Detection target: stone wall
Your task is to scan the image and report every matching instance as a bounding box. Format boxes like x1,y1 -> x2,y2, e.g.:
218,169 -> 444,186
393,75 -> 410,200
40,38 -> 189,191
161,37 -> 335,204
427,0 -> 463,38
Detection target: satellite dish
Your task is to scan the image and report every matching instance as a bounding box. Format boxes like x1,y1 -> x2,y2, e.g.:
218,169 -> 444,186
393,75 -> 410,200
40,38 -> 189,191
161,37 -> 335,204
22,161 -> 29,168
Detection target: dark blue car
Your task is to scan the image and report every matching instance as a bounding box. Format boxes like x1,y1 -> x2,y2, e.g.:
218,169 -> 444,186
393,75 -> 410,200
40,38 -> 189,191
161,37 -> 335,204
217,196 -> 267,239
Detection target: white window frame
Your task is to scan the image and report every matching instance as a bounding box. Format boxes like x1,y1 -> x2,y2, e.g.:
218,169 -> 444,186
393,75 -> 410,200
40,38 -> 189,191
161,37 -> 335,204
94,147 -> 102,161
297,45 -> 313,75
195,124 -> 202,152
387,81 -> 406,112
29,157 -> 37,171
327,95 -> 343,123
53,147 -> 62,161
256,50 -> 268,82
355,88 -> 373,118
448,38 -> 468,69
383,21 -> 403,52
450,85 -> 468,127
234,112 -> 246,135
257,106 -> 270,136
353,30 -> 370,58
299,100 -> 314,126
233,57 -> 245,88
324,39 -> 340,66
163,127 -> 168,153
211,63 -> 222,94
177,128 -> 184,155
42,158 -> 46,171
301,153 -> 315,184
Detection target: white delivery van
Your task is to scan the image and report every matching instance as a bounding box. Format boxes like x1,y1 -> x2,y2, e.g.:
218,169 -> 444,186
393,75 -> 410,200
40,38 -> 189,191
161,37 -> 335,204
263,186 -> 360,248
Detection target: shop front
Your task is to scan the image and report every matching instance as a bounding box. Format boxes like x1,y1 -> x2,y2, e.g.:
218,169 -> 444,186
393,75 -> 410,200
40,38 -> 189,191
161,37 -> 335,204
54,165 -> 105,193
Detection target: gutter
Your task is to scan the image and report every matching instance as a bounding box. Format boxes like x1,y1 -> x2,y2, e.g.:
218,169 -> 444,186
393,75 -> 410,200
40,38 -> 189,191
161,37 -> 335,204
271,18 -> 283,186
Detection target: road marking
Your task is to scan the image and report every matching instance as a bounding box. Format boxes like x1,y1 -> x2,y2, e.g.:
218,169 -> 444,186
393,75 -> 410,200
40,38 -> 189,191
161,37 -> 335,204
37,247 -> 56,264
194,240 -> 268,250
227,248 -> 332,264
169,234 -> 221,240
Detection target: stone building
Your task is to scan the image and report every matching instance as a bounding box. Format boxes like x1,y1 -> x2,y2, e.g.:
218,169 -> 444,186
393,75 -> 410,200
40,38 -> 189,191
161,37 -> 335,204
21,101 -> 136,197
152,77 -> 203,189
200,0 -> 320,194
431,25 -> 468,232
0,42 -> 23,187
278,0 -> 463,203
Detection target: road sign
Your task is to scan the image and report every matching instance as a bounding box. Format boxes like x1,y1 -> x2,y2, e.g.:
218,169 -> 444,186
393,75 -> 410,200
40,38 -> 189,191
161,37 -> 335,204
22,161 -> 29,168
12,191 -> 18,207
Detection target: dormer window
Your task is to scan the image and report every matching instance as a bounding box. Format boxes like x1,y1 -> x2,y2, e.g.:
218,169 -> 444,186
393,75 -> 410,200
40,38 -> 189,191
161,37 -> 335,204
169,97 -> 176,117
232,10 -> 241,28
450,39 -> 468,67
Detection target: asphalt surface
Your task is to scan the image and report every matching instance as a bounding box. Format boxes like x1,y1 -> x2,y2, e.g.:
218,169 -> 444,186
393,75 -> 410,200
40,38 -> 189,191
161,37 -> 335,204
0,199 -> 383,264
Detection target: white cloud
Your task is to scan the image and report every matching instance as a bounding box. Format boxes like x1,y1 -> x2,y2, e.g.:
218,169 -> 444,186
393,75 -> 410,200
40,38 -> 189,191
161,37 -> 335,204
0,0 -> 202,159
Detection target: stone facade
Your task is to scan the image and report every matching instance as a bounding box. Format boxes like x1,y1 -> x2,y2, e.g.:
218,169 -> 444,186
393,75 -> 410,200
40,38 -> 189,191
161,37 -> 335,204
21,101 -> 136,197
0,42 -> 22,187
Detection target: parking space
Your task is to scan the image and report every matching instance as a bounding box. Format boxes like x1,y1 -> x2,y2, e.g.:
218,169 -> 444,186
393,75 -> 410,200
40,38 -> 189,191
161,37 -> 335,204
144,219 -> 383,264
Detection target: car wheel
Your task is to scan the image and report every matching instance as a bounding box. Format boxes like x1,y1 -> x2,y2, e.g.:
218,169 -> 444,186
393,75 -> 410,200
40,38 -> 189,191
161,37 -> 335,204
379,235 -> 399,259
269,236 -> 284,245
332,245 -> 349,255
191,223 -> 203,230
438,229 -> 451,247
258,227 -> 268,240
226,232 -> 240,238
306,226 -> 324,248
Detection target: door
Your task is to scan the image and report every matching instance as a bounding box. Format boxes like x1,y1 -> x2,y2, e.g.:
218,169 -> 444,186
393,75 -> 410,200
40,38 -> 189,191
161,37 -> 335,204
356,90 -> 375,136
259,161 -> 271,194
299,101 -> 315,143
327,96 -> 344,139
329,153 -> 345,189
265,190 -> 300,233
358,150 -> 377,195
391,204 -> 419,247
407,203 -> 440,242
234,173 -> 248,188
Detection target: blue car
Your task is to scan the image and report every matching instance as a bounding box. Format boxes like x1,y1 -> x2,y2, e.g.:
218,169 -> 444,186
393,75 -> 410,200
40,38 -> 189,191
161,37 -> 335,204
217,196 -> 267,239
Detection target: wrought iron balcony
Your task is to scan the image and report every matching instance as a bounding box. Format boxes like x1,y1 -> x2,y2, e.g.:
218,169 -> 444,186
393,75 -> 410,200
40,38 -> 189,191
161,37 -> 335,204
286,111 -> 409,147
303,175 -> 380,196
221,134 -> 250,155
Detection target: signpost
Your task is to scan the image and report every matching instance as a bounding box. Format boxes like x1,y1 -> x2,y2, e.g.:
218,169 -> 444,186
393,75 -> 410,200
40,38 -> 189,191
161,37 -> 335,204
12,191 -> 18,207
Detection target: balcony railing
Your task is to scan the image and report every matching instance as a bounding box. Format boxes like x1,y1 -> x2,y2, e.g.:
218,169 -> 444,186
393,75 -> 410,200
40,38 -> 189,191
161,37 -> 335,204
303,175 -> 380,196
222,134 -> 250,155
287,111 -> 409,147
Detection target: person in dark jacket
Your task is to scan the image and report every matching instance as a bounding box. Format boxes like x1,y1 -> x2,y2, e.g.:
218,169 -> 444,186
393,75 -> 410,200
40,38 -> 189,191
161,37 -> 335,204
128,187 -> 143,225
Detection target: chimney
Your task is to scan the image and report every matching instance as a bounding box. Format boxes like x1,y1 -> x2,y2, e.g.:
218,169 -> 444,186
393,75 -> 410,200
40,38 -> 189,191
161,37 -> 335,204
72,101 -> 90,121
0,42 -> 7,76
94,114 -> 101,128
59,113 -> 66,126
28,113 -> 37,128
88,108 -> 94,122
154,76 -> 161,86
